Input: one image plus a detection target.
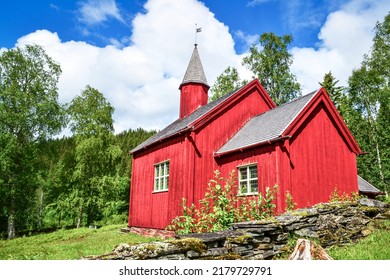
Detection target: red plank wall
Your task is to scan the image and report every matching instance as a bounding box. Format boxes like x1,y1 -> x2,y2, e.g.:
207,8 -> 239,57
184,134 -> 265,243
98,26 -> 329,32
129,135 -> 194,229
190,87 -> 273,207
288,104 -> 358,208
129,85 -> 359,229
129,84 -> 273,229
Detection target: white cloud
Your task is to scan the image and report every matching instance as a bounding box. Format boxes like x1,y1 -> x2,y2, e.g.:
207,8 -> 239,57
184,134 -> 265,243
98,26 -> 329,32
15,0 -> 240,133
11,0 -> 390,134
77,0 -> 124,25
291,0 -> 390,93
247,0 -> 276,7
234,30 -> 259,52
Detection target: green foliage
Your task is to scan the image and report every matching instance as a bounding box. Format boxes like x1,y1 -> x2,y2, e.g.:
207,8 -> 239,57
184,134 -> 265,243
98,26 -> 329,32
209,66 -> 246,102
167,170 -> 278,234
345,13 -> 390,194
329,188 -> 361,203
0,44 -> 65,239
285,191 -> 297,212
66,86 -> 123,227
319,71 -> 345,113
327,220 -> 390,260
242,32 -> 301,105
14,127 -> 155,234
0,224 -> 160,260
210,32 -> 301,105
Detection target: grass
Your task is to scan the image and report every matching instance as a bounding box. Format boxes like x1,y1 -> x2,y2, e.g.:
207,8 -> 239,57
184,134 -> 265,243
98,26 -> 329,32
274,220 -> 390,260
0,224 -> 161,260
1,221 -> 389,260
326,220 -> 390,260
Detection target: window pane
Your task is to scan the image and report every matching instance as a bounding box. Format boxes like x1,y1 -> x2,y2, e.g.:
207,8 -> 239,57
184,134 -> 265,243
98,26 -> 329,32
240,182 -> 248,194
160,178 -> 164,190
240,168 -> 247,180
154,161 -> 170,191
249,166 -> 257,179
250,180 -> 258,194
164,162 -> 169,176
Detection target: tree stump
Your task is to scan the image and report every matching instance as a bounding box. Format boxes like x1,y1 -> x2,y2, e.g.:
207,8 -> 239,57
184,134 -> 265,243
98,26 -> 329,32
289,239 -> 333,260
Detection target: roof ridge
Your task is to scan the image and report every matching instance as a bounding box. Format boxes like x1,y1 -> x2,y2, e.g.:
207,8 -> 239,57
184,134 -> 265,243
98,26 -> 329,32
250,90 -> 318,120
216,90 -> 320,155
131,84 -> 244,153
274,89 -> 319,109
276,90 -> 319,134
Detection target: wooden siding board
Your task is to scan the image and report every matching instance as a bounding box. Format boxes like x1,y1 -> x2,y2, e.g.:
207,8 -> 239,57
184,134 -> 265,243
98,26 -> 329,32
192,87 -> 273,205
289,105 -> 358,208
216,145 -> 277,200
129,136 -> 192,229
128,83 -> 360,230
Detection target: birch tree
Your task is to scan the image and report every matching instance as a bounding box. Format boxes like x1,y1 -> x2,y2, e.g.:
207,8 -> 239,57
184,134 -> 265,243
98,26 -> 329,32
0,45 -> 65,239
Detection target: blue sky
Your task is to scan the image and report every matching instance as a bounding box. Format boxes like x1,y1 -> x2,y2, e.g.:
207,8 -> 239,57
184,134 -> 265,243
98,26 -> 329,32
1,0 -> 389,133
1,0 -> 344,51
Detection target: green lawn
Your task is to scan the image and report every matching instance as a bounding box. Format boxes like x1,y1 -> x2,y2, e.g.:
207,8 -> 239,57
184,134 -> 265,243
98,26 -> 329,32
1,221 -> 389,260
0,224 -> 160,260
327,220 -> 390,260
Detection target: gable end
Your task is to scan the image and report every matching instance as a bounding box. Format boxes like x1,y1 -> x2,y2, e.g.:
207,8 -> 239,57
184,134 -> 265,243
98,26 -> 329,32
283,88 -> 362,155
131,79 -> 275,154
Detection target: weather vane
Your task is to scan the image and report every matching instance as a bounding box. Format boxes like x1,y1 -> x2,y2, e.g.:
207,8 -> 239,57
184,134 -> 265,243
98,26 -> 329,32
195,23 -> 202,46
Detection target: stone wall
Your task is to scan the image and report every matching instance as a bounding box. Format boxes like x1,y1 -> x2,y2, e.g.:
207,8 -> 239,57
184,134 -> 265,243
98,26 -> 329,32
84,198 -> 389,260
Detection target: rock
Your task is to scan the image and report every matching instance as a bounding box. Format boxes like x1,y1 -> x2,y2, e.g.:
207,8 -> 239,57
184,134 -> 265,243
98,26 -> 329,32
358,198 -> 386,208
285,222 -> 315,231
188,247 -> 229,259
114,243 -> 132,254
252,236 -> 271,243
294,227 -> 319,238
257,244 -> 274,250
83,201 -> 387,260
158,254 -> 189,260
178,230 -> 243,244
276,214 -> 302,225
275,233 -> 289,242
231,245 -> 254,256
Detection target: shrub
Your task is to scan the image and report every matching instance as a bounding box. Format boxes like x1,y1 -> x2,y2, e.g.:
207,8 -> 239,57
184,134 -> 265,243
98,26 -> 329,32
167,170 -> 278,234
285,191 -> 297,212
329,187 -> 361,202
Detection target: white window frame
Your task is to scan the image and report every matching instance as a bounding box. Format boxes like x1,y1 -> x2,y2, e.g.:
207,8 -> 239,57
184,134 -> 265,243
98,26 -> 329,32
238,164 -> 258,195
153,160 -> 170,192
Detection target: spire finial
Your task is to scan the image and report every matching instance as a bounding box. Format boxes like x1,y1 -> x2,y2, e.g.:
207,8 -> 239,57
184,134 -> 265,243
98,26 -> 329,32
195,23 -> 202,47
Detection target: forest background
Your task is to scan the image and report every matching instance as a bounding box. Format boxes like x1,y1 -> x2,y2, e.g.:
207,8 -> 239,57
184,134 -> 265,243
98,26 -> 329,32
0,13 -> 388,240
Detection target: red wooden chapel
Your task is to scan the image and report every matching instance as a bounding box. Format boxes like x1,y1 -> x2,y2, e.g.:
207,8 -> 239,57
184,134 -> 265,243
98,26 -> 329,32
128,45 -> 365,229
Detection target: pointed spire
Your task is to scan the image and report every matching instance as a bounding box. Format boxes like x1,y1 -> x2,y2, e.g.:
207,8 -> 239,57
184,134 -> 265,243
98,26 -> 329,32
180,45 -> 208,88
179,45 -> 209,119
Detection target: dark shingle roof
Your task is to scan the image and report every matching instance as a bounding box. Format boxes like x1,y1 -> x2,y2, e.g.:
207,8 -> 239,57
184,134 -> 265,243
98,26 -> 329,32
131,87 -> 241,153
358,175 -> 382,194
180,45 -> 208,87
216,90 -> 318,155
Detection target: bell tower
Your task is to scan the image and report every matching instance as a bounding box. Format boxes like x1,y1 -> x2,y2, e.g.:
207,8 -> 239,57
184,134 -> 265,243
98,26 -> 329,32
179,44 -> 209,119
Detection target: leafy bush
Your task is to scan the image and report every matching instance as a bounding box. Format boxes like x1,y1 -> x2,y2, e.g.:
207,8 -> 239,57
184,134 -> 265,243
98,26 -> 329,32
285,191 -> 297,212
167,170 -> 278,234
329,187 -> 361,202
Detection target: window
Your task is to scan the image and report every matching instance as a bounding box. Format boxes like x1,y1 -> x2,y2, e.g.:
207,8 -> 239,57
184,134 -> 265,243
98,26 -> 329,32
154,161 -> 169,192
238,164 -> 258,195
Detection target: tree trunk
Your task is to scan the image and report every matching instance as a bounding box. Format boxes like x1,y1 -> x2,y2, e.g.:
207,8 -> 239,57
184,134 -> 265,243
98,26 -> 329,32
375,141 -> 385,183
76,205 -> 83,229
7,201 -> 16,240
